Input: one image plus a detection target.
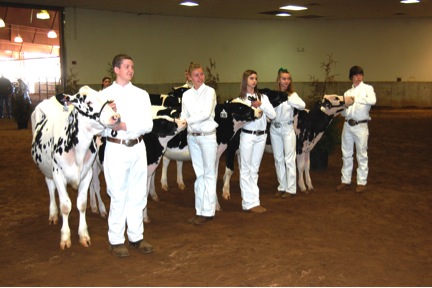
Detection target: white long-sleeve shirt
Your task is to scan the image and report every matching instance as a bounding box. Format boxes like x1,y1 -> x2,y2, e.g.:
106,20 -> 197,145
241,93 -> 276,131
273,92 -> 305,123
100,82 -> 153,139
342,81 -> 376,121
180,83 -> 218,133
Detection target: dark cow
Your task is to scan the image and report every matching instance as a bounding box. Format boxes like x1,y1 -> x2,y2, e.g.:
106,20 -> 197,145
31,86 -> 120,249
221,94 -> 354,199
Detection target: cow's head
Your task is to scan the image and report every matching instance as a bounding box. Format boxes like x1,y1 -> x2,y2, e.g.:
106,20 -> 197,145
320,94 -> 354,116
228,99 -> 263,120
60,86 -> 120,129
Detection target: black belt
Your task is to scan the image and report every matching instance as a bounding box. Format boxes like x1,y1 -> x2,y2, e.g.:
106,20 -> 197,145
188,131 -> 216,136
107,136 -> 143,147
241,128 -> 266,135
346,119 -> 368,126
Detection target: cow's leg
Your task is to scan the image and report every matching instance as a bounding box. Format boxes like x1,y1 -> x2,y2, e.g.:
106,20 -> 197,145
222,168 -> 234,200
46,178 -> 58,225
161,156 -> 170,191
176,161 -> 186,190
304,151 -> 314,191
148,167 -> 159,202
89,161 -> 107,217
53,177 -> 73,249
76,171 -> 92,248
296,154 -> 307,193
144,174 -> 153,224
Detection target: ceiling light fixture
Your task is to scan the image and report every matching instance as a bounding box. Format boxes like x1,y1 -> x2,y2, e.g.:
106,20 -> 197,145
400,0 -> 420,3
36,10 -> 50,19
47,30 -> 57,38
180,1 -> 199,7
279,5 -> 308,11
14,34 -> 23,43
276,12 -> 291,17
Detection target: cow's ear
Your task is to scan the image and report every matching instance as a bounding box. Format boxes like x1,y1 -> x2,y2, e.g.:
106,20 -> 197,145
55,93 -> 68,105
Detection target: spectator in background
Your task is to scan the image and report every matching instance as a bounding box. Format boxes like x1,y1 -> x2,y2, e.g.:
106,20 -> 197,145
0,75 -> 13,119
101,76 -> 112,91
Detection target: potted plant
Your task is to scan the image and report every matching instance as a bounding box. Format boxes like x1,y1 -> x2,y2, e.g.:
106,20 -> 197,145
307,53 -> 341,170
11,90 -> 33,129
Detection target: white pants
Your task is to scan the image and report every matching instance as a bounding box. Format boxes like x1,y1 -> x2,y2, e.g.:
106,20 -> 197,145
239,132 -> 266,210
341,122 -> 369,185
270,124 -> 297,194
187,134 -> 218,217
104,141 -> 147,245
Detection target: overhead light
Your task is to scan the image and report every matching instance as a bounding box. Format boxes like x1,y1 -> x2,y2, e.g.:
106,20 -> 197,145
279,5 -> 308,11
276,12 -> 291,17
47,30 -> 57,38
180,2 -> 199,7
37,10 -> 50,19
400,0 -> 420,3
0,18 -> 5,28
14,34 -> 23,43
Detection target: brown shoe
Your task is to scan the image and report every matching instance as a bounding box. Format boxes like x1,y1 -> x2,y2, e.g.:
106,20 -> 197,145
336,183 -> 351,191
248,205 -> 267,213
281,192 -> 296,198
188,215 -> 198,224
193,216 -> 213,225
109,244 -> 129,258
274,191 -> 284,197
356,185 -> 366,193
129,239 -> 154,254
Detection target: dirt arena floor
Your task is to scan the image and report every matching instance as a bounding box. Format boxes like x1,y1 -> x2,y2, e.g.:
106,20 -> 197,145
0,108 -> 431,287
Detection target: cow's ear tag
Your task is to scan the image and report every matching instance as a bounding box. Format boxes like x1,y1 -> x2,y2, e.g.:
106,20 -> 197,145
220,109 -> 227,118
63,102 -> 69,112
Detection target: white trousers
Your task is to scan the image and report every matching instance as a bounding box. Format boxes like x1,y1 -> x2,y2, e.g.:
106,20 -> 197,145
239,132 -> 266,210
270,124 -> 297,194
341,122 -> 369,185
104,141 -> 147,245
187,134 -> 218,217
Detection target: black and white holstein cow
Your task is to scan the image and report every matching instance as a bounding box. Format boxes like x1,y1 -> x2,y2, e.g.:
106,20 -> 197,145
220,93 -> 355,199
160,89 -> 289,199
31,86 -> 120,249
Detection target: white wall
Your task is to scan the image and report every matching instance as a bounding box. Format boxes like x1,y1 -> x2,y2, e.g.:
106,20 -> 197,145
64,8 -> 432,85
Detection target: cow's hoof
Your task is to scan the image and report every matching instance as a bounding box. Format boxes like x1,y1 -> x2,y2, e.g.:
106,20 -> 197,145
80,237 -> 91,248
222,192 -> 230,200
60,239 -> 72,250
144,217 -> 151,224
49,216 -> 58,225
178,184 -> 186,190
161,185 -> 169,191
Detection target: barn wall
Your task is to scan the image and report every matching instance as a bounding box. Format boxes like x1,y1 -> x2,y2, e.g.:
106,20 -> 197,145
64,8 -> 432,108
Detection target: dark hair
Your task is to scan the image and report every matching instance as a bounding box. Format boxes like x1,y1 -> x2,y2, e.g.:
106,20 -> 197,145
112,54 -> 132,69
101,76 -> 111,89
239,69 -> 261,101
349,65 -> 364,80
275,67 -> 294,94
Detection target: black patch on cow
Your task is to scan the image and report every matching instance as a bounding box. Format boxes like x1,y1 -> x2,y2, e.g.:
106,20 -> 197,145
167,129 -> 188,150
144,133 -> 164,165
258,88 -> 288,108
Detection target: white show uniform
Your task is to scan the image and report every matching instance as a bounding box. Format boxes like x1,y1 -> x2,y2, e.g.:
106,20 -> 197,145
239,93 -> 276,210
100,82 -> 153,245
341,81 -> 376,186
180,84 -> 218,217
270,92 -> 305,194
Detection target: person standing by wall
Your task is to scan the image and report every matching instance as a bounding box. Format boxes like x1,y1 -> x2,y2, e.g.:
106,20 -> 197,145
238,69 -> 276,213
100,76 -> 112,91
100,54 -> 154,257
271,68 -> 306,198
0,75 -> 13,119
179,62 -> 218,225
336,65 -> 376,193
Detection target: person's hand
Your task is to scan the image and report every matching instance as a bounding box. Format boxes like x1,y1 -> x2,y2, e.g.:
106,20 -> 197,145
251,99 -> 261,108
108,100 -> 117,112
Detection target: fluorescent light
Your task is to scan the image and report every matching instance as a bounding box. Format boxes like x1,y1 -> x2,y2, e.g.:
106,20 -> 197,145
400,0 -> 420,3
37,10 -> 50,19
47,30 -> 57,38
14,34 -> 23,43
280,5 -> 308,11
180,2 -> 199,7
276,12 -> 291,17
0,18 -> 5,28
